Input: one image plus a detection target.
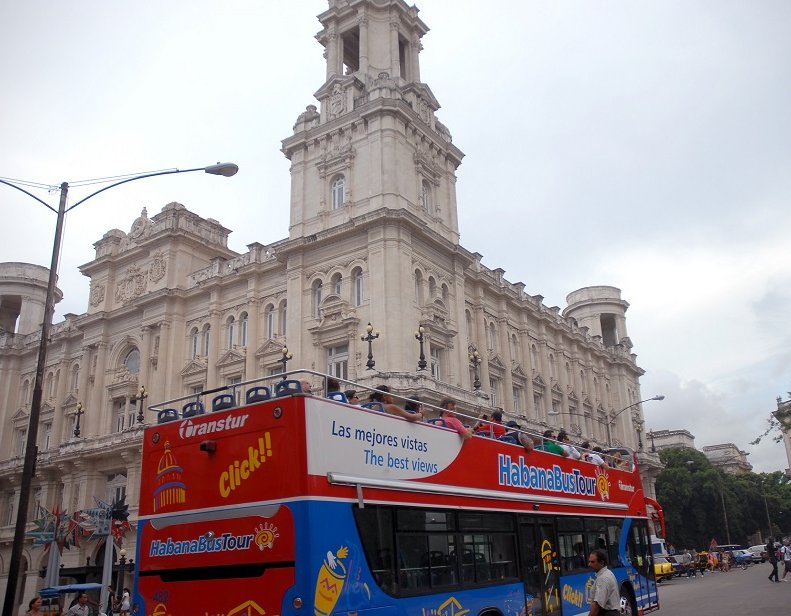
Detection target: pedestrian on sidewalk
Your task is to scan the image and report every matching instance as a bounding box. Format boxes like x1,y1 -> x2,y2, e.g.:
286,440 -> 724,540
767,538 -> 780,582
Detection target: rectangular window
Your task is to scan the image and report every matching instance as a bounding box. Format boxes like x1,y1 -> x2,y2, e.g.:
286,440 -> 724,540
489,378 -> 499,408
430,348 -> 441,380
5,492 -> 15,526
512,387 -> 522,413
327,344 -> 349,380
115,398 -> 126,432
356,505 -> 517,596
227,376 -> 242,404
533,393 -> 543,414
16,429 -> 27,457
42,422 -> 52,450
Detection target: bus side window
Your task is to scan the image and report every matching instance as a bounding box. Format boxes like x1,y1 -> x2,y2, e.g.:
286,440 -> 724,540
606,519 -> 623,567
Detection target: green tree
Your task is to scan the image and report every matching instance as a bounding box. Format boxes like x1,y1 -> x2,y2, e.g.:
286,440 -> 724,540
655,447 -> 791,549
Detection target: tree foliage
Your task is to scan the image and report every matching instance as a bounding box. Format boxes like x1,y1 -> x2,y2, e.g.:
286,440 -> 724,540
655,447 -> 791,549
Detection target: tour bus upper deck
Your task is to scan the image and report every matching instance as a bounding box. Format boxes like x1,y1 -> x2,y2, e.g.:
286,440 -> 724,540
140,371 -> 648,519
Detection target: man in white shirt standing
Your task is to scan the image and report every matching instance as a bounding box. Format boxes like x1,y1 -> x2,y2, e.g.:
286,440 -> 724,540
781,538 -> 791,581
587,549 -> 621,616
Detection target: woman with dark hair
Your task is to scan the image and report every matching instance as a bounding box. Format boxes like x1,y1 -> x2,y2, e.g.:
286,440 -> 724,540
25,596 -> 43,616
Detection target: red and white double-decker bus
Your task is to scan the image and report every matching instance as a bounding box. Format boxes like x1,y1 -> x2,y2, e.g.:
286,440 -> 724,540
134,374 -> 660,616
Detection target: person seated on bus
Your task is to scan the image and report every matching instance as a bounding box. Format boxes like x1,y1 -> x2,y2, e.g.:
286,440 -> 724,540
404,396 -> 422,414
344,389 -> 361,405
557,430 -> 581,459
503,420 -> 536,452
438,398 -> 473,440
580,441 -> 607,467
473,413 -> 490,434
489,409 -> 507,439
300,379 -> 314,394
609,451 -> 631,471
372,385 -> 423,422
326,377 -> 341,395
535,430 -> 569,456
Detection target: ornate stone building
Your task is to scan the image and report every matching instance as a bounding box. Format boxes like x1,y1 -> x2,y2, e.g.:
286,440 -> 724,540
0,0 -> 655,607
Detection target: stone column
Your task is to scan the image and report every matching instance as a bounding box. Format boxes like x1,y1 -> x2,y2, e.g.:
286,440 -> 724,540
390,22 -> 400,79
359,16 -> 369,74
89,342 -> 108,436
206,309 -> 221,389
245,299 -> 261,381
139,325 -> 152,395
496,316 -> 513,412
326,29 -> 340,79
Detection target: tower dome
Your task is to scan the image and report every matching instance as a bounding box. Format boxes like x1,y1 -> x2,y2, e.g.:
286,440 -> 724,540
0,262 -> 63,335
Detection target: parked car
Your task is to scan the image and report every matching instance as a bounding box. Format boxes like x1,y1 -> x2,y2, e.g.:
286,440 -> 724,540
654,555 -> 674,582
747,544 -> 768,563
731,549 -> 754,568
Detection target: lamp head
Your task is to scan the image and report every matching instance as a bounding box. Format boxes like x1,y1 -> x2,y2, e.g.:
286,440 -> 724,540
653,395 -> 665,401
76,402 -> 83,412
204,162 -> 239,177
366,323 -> 373,334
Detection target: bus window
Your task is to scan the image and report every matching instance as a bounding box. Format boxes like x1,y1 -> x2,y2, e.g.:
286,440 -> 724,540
584,518 -> 608,563
606,519 -> 623,567
557,517 -> 585,573
354,506 -> 396,593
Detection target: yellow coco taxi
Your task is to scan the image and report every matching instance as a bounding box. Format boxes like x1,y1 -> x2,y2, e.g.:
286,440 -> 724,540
654,555 -> 674,582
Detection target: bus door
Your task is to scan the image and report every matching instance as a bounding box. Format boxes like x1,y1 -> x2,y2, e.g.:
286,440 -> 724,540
627,519 -> 657,608
518,517 -> 561,616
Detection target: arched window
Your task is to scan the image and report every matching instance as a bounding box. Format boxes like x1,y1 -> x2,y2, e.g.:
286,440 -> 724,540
352,268 -> 363,306
488,322 -> 497,352
530,344 -> 538,369
239,312 -> 248,347
279,300 -> 288,336
420,180 -> 432,213
312,280 -> 323,317
441,284 -> 449,304
549,354 -> 556,380
465,310 -> 472,344
124,349 -> 140,374
331,273 -> 342,296
227,316 -> 236,349
511,334 -> 519,362
414,270 -> 424,305
202,324 -> 211,356
190,327 -> 199,358
265,305 -> 275,340
428,277 -> 436,299
331,175 -> 345,209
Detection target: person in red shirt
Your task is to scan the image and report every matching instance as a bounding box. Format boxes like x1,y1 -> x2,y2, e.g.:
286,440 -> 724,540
439,398 -> 472,440
489,409 -> 507,439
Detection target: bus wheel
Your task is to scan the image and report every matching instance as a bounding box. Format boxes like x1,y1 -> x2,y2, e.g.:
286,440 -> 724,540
619,585 -> 636,616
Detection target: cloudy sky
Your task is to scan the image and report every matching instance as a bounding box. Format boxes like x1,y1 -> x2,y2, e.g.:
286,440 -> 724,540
2,1 -> 789,471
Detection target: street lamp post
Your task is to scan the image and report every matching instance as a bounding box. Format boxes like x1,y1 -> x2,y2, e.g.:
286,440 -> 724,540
136,385 -> 148,424
116,548 -> 127,602
73,402 -> 85,438
280,346 -> 293,378
468,348 -> 482,391
415,326 -> 427,371
606,395 -> 665,447
1,162 -> 238,616
360,323 -> 379,370
647,429 -> 657,453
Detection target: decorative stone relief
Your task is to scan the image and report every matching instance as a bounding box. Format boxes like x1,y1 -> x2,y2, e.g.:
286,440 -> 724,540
149,251 -> 167,282
129,208 -> 151,242
418,98 -> 430,124
89,283 -> 105,307
329,84 -> 346,119
115,265 -> 147,304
